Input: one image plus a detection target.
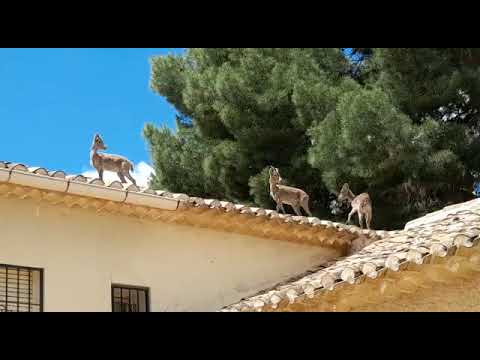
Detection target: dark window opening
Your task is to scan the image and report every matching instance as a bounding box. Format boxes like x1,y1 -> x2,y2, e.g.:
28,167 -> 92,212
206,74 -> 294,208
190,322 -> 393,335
0,264 -> 43,312
111,284 -> 149,312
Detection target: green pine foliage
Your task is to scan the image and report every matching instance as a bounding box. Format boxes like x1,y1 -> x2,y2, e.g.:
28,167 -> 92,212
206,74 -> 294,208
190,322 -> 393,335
143,48 -> 480,230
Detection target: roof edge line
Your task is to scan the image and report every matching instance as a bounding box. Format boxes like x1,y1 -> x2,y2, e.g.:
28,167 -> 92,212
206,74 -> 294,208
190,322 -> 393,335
3,168 -> 179,211
124,190 -> 179,211
0,167 -> 12,183
8,168 -> 68,192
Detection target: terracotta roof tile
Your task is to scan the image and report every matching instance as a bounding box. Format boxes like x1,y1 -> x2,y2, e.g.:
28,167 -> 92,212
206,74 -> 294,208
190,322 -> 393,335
49,170 -> 66,178
66,175 -> 88,182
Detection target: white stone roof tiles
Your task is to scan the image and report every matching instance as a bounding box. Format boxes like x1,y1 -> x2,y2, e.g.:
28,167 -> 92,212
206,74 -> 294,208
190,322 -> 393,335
0,159 -> 380,242
221,198 -> 480,312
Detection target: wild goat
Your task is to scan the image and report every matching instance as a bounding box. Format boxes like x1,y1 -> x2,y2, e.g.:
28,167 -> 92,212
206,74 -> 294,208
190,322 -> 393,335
337,183 -> 372,229
90,134 -> 137,186
268,166 -> 312,217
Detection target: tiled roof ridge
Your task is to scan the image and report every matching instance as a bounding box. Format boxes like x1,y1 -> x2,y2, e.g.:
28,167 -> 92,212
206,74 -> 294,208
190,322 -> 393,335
0,160 -> 380,240
221,198 -> 480,312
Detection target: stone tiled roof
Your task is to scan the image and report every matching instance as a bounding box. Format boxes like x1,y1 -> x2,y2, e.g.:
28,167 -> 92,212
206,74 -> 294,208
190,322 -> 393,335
0,160 -> 380,248
221,198 -> 480,312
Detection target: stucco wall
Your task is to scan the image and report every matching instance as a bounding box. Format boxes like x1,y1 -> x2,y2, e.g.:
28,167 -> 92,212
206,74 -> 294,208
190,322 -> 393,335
0,196 -> 339,312
353,276 -> 480,312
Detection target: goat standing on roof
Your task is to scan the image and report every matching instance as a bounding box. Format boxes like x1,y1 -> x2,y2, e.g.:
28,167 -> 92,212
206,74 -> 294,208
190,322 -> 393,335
90,134 -> 137,186
268,166 -> 313,217
337,183 -> 372,229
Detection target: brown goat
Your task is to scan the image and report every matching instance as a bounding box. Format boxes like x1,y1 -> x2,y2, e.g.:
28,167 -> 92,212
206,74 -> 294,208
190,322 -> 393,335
269,166 -> 312,217
90,134 -> 137,186
338,183 -> 372,229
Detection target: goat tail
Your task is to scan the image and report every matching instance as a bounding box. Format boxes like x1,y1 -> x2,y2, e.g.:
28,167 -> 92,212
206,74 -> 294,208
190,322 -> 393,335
128,160 -> 135,172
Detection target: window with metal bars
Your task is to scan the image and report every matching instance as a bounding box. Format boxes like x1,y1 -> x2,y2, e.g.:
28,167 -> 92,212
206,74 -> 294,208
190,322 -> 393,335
0,264 -> 43,312
111,284 -> 149,312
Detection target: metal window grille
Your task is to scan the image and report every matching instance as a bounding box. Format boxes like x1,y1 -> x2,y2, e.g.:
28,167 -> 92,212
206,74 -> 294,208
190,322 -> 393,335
0,264 -> 43,312
111,284 -> 149,312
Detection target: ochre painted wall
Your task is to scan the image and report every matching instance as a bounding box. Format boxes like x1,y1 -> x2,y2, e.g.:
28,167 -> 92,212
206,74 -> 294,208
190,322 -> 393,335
353,276 -> 480,312
0,197 -> 339,312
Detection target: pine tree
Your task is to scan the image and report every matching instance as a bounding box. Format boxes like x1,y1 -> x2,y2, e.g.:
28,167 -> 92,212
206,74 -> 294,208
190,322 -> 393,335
144,48 -> 480,229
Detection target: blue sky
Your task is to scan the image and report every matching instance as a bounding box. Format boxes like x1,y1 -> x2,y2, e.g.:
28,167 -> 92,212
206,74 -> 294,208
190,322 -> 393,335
0,48 -> 185,185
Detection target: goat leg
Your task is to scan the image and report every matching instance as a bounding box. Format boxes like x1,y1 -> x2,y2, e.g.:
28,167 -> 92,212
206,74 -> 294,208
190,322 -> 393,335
358,211 -> 364,229
293,205 -> 302,216
117,172 -> 127,183
347,208 -> 356,225
97,168 -> 104,182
